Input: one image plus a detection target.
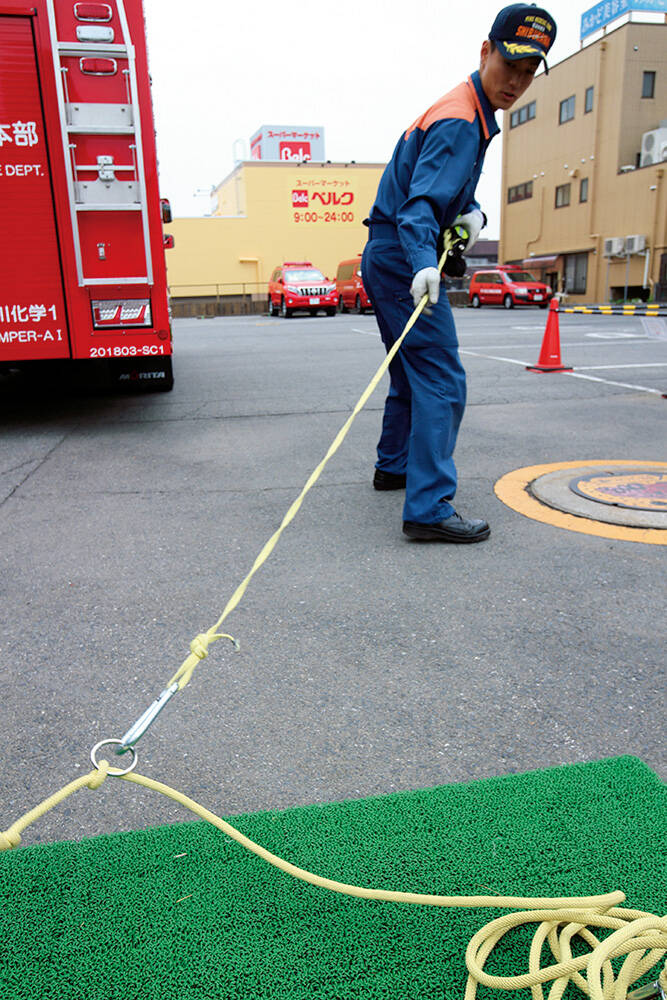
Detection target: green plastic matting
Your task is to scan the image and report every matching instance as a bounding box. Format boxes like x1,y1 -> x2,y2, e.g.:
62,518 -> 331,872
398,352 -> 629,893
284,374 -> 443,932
0,755 -> 665,1000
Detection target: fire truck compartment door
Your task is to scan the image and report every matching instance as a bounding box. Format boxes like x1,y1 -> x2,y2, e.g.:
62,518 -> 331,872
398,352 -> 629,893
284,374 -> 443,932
0,16 -> 70,361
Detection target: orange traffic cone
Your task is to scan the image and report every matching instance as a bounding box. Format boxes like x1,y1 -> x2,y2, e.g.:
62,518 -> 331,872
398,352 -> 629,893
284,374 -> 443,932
526,298 -> 573,373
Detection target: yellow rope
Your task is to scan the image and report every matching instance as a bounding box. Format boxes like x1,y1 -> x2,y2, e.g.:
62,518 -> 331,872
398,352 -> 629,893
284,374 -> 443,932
0,761 -> 108,851
1,764 -> 665,1000
2,239 -> 665,996
166,245 -> 451,691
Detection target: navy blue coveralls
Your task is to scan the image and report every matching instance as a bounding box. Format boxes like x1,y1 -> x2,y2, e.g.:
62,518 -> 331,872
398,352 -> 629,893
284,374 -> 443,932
362,70 -> 499,525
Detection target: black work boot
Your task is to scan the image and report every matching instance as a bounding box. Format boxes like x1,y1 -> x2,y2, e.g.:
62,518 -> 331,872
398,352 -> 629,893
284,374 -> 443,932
403,511 -> 490,543
373,469 -> 407,491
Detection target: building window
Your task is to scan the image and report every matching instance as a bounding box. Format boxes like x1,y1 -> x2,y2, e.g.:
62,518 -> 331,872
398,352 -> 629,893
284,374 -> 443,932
584,86 -> 594,113
559,95 -> 575,123
580,177 -> 589,203
555,183 -> 571,208
642,71 -> 655,99
508,180 -> 534,203
564,252 -> 588,294
509,100 -> 536,128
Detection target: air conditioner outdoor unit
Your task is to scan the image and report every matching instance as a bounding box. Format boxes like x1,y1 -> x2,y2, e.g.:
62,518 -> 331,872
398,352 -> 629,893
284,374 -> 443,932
603,237 -> 625,257
625,235 -> 646,254
640,127 -> 667,166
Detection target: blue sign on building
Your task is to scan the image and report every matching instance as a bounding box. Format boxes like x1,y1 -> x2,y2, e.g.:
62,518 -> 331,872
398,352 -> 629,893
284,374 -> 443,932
581,0 -> 667,40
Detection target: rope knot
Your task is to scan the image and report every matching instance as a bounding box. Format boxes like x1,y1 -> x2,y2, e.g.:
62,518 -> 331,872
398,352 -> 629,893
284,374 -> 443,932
0,829 -> 21,851
87,759 -> 110,789
189,634 -> 210,661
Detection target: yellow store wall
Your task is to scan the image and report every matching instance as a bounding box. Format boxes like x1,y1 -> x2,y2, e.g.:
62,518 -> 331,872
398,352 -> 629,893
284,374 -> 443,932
165,161 -> 385,299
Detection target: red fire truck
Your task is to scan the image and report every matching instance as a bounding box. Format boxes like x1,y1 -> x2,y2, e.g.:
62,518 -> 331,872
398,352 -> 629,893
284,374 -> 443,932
0,0 -> 174,390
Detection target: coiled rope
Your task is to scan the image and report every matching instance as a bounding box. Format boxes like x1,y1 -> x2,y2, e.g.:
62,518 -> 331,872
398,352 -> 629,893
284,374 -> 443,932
1,762 -> 665,1000
2,233 -> 665,998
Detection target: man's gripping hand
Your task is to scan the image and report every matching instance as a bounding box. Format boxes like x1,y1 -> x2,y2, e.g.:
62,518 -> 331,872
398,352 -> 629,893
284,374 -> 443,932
410,267 -> 441,308
454,209 -> 485,251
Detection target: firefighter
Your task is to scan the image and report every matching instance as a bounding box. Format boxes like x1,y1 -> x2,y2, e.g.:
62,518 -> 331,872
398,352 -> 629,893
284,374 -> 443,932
362,4 -> 556,542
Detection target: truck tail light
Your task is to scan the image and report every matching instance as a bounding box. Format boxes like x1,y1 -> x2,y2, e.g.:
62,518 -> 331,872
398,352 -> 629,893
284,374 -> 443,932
160,198 -> 172,223
74,3 -> 113,20
79,57 -> 117,75
163,234 -> 175,249
91,299 -> 152,328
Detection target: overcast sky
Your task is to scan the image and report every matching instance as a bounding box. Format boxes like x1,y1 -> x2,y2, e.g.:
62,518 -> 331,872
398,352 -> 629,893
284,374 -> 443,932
141,1 -> 652,237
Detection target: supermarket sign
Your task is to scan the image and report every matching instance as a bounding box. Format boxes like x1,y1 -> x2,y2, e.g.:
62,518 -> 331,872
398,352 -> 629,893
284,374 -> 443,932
249,125 -> 325,162
581,0 -> 667,39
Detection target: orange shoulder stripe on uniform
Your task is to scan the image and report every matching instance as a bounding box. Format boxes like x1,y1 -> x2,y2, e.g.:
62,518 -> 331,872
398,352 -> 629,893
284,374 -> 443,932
404,78 -> 482,140
466,75 -> 490,140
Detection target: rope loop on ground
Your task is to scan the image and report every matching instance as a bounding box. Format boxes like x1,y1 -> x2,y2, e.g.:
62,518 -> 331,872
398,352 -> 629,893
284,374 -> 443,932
1,766 -> 664,999
464,907 -> 667,1000
2,226 -> 664,995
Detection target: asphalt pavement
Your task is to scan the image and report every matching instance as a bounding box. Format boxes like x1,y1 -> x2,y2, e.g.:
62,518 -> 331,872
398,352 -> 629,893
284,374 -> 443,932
1,304 -> 665,846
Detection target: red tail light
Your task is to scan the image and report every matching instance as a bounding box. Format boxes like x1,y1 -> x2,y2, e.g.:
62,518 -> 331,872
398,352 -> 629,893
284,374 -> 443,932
91,299 -> 152,328
74,3 -> 112,21
79,57 -> 117,75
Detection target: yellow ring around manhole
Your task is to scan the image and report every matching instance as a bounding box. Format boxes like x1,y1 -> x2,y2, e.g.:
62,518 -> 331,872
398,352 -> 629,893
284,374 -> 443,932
494,460 -> 667,545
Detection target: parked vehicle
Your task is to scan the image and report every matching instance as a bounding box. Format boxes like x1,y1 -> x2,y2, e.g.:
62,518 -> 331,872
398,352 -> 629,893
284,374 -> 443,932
469,267 -> 552,309
335,256 -> 372,314
268,262 -> 337,317
0,0 -> 174,390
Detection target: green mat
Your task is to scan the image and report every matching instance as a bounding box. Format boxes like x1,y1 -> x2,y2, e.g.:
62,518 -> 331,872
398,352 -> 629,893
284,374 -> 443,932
0,756 -> 665,999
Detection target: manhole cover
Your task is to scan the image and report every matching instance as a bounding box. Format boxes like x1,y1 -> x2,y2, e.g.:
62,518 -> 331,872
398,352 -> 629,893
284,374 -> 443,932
569,472 -> 667,512
494,461 -> 667,542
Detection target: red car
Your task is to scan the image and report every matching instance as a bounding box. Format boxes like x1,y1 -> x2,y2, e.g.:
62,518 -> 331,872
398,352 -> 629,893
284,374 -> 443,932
469,267 -> 552,308
268,262 -> 337,317
335,256 -> 372,313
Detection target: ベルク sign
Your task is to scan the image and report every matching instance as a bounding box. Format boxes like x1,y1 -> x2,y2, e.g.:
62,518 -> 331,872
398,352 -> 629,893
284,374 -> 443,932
580,0 -> 667,40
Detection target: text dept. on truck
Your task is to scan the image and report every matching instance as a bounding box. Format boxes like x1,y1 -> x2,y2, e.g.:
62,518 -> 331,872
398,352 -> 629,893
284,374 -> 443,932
0,0 -> 174,391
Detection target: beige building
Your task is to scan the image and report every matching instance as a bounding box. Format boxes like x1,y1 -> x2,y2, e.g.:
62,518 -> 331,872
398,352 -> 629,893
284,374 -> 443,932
165,161 -> 384,313
499,20 -> 667,304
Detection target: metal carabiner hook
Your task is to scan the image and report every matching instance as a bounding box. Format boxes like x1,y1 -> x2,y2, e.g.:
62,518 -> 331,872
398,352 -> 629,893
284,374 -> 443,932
115,681 -> 180,755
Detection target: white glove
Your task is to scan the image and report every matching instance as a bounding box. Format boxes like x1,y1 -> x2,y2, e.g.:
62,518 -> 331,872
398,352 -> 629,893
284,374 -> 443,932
455,208 -> 485,251
410,267 -> 441,308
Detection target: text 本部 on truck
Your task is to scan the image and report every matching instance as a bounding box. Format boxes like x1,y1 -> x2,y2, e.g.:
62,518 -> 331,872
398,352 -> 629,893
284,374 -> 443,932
0,0 -> 174,390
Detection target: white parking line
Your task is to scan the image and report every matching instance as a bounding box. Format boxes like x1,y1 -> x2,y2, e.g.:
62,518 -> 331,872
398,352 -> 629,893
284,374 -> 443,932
460,349 -> 665,396
564,371 -> 665,395
461,351 -> 526,366
585,331 -> 646,339
574,363 -> 667,370
351,327 -> 380,336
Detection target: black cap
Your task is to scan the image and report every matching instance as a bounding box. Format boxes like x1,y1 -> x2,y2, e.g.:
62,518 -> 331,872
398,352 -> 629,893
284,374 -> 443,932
489,4 -> 556,74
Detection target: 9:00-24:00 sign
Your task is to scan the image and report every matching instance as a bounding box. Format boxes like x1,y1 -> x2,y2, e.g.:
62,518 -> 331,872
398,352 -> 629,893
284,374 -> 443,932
293,211 -> 355,223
